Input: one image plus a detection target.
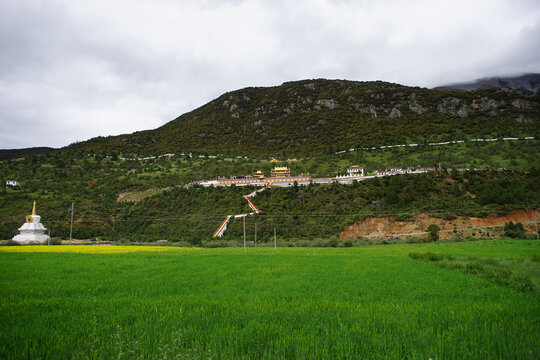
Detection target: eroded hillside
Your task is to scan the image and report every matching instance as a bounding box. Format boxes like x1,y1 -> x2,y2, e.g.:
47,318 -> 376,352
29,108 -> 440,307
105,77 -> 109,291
340,210 -> 539,240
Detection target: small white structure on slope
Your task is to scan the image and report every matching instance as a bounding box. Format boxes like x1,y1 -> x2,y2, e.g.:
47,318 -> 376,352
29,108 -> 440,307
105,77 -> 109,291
6,180 -> 20,187
13,201 -> 50,244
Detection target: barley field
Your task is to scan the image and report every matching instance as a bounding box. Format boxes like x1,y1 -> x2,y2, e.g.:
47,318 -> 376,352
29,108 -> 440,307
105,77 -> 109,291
0,240 -> 538,359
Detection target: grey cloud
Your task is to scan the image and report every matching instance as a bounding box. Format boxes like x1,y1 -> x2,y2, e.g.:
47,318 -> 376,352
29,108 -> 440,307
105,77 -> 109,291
1,0 -> 539,149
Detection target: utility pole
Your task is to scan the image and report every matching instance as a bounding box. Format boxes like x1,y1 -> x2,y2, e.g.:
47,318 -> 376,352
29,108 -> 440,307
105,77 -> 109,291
274,227 -> 277,251
69,202 -> 74,241
534,211 -> 538,240
254,223 -> 257,245
243,216 -> 246,253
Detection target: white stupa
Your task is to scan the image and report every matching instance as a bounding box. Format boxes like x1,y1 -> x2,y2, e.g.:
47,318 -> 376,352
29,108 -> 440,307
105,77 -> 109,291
13,201 -> 50,244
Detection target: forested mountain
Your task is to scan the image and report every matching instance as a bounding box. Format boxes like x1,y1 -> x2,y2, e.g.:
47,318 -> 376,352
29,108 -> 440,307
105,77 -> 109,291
68,79 -> 540,156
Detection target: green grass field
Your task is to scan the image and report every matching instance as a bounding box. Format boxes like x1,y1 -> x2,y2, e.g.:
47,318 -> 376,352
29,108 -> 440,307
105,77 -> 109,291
1,241 -> 539,359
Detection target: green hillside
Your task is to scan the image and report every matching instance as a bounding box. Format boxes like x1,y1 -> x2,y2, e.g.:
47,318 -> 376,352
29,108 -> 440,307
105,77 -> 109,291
68,79 -> 540,156
1,144 -> 539,243
2,79 -> 539,244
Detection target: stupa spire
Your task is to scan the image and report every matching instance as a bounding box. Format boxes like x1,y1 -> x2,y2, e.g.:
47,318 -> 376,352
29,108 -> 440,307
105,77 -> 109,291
32,201 -> 36,215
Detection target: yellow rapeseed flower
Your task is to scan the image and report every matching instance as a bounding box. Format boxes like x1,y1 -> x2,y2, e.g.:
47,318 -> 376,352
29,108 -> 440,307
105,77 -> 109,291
0,245 -> 201,254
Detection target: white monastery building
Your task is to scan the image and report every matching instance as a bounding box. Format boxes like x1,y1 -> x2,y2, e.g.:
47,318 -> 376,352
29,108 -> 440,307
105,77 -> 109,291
346,166 -> 364,176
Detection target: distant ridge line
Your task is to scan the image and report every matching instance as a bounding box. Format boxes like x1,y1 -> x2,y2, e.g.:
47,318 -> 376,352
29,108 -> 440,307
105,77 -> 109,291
434,73 -> 540,94
0,147 -> 57,161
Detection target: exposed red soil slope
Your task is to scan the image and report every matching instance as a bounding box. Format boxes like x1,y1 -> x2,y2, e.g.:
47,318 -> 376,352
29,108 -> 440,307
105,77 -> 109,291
340,210 -> 539,240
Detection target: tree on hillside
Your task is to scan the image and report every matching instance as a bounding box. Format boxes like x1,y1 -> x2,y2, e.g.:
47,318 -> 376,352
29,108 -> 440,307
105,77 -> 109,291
504,221 -> 525,238
427,224 -> 440,242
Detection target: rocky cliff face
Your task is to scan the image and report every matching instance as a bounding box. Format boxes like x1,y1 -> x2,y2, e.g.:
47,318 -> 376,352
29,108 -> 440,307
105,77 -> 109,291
70,79 -> 540,156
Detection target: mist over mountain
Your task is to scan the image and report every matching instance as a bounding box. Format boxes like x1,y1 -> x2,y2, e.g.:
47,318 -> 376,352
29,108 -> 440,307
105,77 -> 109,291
435,74 -> 540,94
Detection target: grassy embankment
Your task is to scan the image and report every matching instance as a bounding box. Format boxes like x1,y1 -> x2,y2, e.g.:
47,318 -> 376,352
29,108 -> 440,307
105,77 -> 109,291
0,240 -> 538,359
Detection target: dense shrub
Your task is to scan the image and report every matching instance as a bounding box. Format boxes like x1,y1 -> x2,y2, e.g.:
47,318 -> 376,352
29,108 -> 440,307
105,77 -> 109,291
202,240 -> 229,248
410,252 -> 536,293
504,221 -> 525,238
48,238 -> 62,245
1,239 -> 20,246
409,252 -> 443,261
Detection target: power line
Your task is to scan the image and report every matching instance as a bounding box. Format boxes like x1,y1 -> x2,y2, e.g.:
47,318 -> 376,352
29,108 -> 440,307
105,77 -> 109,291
1,209 -> 537,223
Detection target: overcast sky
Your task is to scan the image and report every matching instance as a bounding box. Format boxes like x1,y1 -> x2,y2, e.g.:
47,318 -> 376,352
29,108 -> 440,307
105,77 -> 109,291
1,0 -> 539,149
